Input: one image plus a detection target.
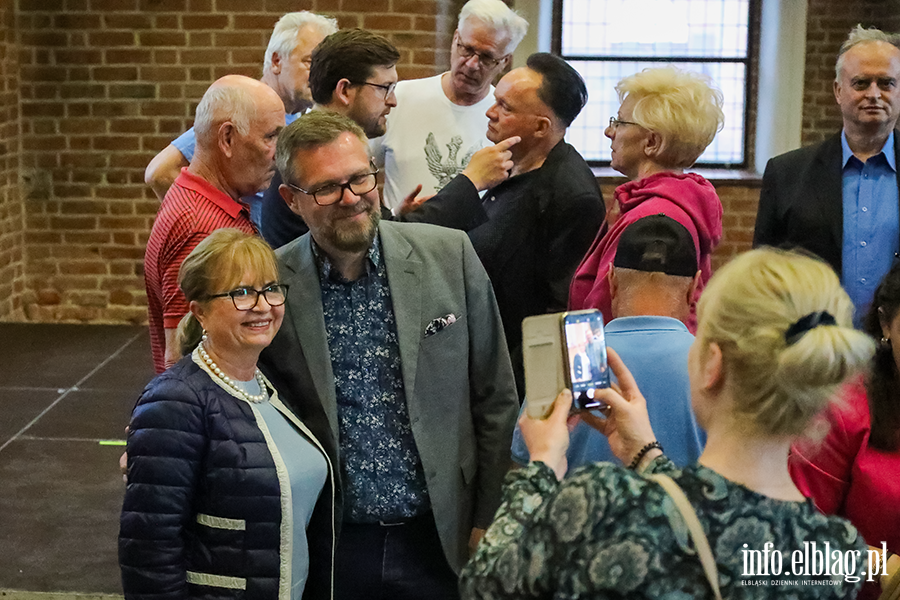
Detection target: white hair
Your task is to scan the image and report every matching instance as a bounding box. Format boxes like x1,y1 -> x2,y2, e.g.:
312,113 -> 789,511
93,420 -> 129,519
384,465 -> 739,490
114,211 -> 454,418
835,24 -> 900,80
194,82 -> 254,140
264,11 -> 338,73
457,0 -> 528,56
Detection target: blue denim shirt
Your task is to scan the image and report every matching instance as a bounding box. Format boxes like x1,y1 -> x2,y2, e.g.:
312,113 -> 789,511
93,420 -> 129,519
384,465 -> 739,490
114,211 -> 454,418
313,235 -> 431,523
841,131 -> 898,323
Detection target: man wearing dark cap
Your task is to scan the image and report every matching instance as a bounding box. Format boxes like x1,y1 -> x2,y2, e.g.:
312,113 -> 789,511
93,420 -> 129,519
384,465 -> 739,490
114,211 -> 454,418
511,214 -> 706,468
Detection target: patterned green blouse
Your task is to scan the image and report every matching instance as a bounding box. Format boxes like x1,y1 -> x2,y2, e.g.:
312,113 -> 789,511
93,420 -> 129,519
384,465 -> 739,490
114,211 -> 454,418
460,457 -> 866,599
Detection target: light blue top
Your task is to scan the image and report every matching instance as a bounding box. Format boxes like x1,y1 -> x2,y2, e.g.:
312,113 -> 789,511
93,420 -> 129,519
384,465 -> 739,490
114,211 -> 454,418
171,125 -> 197,162
171,112 -> 301,160
841,130 -> 898,324
512,315 -> 705,469
237,377 -> 328,600
170,112 -> 301,225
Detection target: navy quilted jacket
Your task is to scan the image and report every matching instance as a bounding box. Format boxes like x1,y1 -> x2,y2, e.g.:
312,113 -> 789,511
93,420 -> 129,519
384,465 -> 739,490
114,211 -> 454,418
119,355 -> 334,600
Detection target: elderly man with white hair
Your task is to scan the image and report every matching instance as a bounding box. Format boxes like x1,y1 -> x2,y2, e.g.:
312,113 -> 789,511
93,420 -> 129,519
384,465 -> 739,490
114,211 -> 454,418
144,75 -> 285,374
144,11 -> 337,209
370,0 -> 528,211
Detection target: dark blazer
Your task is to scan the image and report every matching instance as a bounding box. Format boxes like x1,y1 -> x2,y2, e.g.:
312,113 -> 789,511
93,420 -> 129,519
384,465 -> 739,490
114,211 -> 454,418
753,131 -> 900,274
402,140 -> 604,395
258,220 -> 519,574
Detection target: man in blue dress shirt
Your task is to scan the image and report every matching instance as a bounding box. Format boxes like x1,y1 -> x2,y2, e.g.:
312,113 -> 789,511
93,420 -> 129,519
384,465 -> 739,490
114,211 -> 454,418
755,25 -> 900,322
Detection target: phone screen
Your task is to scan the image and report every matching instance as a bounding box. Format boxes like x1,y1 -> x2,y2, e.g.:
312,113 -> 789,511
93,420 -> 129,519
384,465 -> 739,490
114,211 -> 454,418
562,311 -> 610,410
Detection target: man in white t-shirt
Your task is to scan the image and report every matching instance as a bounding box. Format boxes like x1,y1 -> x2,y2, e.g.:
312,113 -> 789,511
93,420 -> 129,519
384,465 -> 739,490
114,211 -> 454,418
370,0 -> 528,211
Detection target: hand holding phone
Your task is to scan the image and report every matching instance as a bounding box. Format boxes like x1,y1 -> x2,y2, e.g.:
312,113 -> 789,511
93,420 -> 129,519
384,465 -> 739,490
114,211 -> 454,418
519,388 -> 573,480
522,310 -> 609,419
580,347 -> 658,465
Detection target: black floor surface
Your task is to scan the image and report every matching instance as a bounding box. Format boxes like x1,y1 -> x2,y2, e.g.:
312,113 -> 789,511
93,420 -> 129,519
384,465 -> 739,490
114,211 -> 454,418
0,324 -> 154,594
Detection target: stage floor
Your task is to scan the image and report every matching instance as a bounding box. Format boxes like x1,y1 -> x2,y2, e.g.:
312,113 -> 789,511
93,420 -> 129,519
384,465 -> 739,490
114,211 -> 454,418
0,324 -> 154,597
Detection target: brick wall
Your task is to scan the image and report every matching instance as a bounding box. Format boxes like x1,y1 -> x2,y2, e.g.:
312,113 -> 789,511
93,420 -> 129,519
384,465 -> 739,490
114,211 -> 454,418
0,0 -> 22,321
1,0 -> 898,323
599,179 -> 762,272
801,0 -> 900,145
12,0 -> 453,323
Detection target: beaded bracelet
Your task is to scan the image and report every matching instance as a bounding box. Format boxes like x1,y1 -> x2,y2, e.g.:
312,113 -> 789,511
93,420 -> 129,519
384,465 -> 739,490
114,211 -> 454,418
628,441 -> 663,470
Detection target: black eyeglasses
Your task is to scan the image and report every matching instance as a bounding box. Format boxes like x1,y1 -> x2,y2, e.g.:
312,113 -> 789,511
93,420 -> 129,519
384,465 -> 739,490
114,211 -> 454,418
287,163 -> 379,206
350,80 -> 398,100
609,116 -> 640,128
207,284 -> 289,311
455,41 -> 507,69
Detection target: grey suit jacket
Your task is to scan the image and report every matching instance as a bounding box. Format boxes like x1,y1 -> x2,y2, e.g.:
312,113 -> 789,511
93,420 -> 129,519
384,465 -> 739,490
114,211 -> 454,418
258,219 -> 519,573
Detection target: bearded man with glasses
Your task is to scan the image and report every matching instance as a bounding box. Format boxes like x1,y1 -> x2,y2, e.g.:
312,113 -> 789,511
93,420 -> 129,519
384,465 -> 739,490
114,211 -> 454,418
261,110 -> 518,600
259,28 -> 401,249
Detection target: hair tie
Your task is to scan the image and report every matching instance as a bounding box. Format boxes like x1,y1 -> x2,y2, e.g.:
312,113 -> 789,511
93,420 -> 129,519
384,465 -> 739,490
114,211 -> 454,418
784,311 -> 836,345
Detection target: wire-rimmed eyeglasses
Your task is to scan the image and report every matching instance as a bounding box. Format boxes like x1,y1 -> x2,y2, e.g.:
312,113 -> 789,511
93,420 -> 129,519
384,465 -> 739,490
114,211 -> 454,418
609,116 -> 640,128
455,41 -> 507,69
350,80 -> 398,101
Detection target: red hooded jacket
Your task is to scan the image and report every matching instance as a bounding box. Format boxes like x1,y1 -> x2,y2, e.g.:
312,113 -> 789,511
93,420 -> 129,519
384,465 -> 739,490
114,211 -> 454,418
568,172 -> 723,332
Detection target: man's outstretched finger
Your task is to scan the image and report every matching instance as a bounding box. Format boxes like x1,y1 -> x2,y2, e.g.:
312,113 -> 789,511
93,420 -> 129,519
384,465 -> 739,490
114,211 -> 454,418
398,184 -> 424,215
494,135 -> 521,151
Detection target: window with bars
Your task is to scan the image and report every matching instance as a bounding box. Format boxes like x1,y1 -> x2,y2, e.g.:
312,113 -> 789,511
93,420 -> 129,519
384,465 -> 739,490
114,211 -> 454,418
555,0 -> 753,167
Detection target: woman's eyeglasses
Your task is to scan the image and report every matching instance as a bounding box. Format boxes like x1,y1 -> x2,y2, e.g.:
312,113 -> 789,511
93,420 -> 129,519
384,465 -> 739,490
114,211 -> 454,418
609,116 -> 640,128
207,284 -> 289,311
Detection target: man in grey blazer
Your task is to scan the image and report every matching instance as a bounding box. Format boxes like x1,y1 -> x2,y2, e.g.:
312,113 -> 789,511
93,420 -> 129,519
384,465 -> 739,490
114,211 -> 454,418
259,110 -> 518,599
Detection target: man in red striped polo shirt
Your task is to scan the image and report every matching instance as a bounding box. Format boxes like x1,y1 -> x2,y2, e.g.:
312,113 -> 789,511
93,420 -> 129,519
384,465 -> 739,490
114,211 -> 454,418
144,74 -> 286,372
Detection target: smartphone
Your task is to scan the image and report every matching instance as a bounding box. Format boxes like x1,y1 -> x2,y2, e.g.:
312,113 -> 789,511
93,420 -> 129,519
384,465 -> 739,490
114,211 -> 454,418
521,312 -> 567,418
522,309 -> 608,418
561,310 -> 610,410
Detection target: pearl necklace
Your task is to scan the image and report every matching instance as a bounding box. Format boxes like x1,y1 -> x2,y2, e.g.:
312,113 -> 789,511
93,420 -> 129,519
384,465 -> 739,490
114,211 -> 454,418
198,340 -> 268,403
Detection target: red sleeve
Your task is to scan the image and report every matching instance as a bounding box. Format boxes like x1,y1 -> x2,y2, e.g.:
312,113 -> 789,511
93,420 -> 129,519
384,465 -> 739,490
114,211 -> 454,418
789,382 -> 870,515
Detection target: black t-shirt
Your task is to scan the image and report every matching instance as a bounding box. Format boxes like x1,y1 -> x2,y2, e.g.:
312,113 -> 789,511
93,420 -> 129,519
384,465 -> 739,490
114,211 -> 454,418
258,171 -> 310,249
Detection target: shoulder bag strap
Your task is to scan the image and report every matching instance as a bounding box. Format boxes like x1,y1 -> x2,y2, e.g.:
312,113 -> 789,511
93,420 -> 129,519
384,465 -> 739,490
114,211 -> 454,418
647,473 -> 724,600
881,564 -> 900,600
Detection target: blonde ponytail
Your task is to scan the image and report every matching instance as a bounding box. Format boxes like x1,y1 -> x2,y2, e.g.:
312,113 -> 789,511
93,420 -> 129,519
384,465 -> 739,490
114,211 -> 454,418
697,248 -> 874,436
176,312 -> 204,357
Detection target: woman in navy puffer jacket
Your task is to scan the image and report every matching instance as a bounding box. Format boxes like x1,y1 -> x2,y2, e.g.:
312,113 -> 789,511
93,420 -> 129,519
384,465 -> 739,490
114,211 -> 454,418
119,229 -> 334,600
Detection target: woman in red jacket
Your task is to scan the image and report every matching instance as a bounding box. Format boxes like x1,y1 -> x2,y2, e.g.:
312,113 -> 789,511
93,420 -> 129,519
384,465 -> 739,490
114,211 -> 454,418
790,261 -> 900,599
569,66 -> 724,331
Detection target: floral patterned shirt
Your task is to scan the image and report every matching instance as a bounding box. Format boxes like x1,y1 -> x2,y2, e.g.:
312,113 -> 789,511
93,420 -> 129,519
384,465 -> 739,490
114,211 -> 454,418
315,236 -> 430,523
460,458 -> 866,599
